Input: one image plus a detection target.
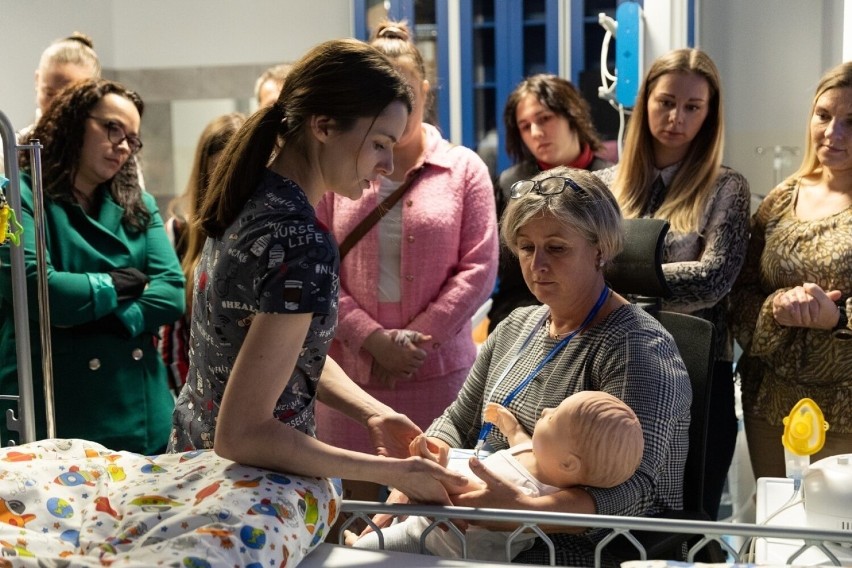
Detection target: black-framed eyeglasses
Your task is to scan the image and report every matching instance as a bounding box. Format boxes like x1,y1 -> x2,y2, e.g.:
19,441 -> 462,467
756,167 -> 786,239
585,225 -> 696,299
87,116 -> 143,155
509,176 -> 584,199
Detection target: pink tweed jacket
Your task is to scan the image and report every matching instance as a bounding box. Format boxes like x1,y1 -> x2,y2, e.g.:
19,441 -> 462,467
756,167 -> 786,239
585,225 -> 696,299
316,124 -> 498,385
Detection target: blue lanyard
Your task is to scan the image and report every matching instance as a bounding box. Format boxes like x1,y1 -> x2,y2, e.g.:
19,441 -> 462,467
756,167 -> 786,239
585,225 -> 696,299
474,285 -> 610,454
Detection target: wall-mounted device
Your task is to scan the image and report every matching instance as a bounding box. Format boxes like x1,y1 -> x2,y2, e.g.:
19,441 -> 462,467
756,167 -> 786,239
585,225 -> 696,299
598,1 -> 644,158
614,1 -> 643,109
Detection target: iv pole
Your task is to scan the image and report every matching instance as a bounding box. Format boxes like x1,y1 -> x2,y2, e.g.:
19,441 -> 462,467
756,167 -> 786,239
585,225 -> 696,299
0,110 -> 55,443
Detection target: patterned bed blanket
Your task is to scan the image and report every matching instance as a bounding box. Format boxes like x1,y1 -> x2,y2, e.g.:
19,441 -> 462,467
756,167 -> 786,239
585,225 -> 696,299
0,439 -> 341,566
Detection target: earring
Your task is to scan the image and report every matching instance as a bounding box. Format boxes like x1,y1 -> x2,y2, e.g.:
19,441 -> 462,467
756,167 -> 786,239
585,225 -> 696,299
599,259 -> 606,267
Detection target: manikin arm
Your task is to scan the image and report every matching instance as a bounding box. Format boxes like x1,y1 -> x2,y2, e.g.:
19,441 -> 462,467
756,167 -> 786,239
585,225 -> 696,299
483,402 -> 531,447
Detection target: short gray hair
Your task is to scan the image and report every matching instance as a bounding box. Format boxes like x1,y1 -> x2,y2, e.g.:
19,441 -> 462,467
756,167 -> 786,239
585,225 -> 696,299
500,166 -> 624,267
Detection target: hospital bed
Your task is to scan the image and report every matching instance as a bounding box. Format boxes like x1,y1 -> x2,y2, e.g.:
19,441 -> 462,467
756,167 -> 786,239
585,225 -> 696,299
3,108 -> 852,568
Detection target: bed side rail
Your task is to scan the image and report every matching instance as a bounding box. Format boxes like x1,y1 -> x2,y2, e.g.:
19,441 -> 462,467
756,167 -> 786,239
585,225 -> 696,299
338,501 -> 852,567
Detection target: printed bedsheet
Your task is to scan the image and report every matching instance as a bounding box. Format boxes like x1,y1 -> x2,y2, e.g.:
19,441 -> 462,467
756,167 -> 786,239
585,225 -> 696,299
0,438 -> 340,566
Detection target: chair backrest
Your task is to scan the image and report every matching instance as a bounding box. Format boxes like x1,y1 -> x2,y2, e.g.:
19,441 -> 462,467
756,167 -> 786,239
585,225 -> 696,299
607,218 -> 716,516
655,311 -> 715,514
606,218 -> 672,301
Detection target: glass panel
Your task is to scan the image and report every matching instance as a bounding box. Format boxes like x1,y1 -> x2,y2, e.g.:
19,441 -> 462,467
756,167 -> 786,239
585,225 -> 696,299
523,0 -> 546,21
414,0 -> 439,125
474,86 -> 496,142
473,0 -> 494,24
586,0 -> 616,18
414,0 -> 435,25
365,0 -> 389,37
473,26 -> 495,84
523,22 -> 547,76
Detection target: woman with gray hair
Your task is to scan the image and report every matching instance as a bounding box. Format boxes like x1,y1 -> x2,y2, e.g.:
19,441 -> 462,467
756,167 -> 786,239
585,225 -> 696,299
376,166 -> 691,567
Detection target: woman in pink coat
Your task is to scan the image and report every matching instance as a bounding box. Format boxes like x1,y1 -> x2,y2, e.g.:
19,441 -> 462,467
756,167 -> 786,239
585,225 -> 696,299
315,20 -> 498,501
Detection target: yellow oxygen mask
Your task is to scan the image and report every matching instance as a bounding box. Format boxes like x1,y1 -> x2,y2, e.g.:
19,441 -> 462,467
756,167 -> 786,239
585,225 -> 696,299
781,398 -> 829,485
782,398 -> 829,456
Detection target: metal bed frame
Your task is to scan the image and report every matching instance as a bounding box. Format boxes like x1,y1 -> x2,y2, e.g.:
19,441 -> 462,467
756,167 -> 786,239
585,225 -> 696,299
322,501 -> 852,567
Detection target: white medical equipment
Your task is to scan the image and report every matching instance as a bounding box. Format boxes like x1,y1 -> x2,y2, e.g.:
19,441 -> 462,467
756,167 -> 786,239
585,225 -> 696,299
804,454 -> 852,534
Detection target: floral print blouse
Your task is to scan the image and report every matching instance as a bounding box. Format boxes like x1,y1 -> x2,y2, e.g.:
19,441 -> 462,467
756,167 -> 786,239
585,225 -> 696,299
731,178 -> 852,432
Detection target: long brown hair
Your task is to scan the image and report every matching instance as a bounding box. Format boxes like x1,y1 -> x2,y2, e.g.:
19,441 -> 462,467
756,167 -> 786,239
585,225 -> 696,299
20,79 -> 149,231
168,112 -> 246,309
612,49 -> 724,233
196,38 -> 412,238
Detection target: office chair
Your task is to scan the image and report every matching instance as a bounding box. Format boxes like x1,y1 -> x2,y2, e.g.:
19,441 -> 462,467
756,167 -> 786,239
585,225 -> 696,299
605,218 -> 725,562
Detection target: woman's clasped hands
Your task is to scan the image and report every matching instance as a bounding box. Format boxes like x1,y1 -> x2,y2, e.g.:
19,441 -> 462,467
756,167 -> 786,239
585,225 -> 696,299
364,329 -> 432,387
772,282 -> 842,329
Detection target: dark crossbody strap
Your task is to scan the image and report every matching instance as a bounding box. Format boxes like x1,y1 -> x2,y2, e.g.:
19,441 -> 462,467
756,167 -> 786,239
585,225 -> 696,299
338,167 -> 425,260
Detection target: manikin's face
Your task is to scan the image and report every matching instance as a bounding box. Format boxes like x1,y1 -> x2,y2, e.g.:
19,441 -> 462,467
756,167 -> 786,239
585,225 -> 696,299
515,93 -> 581,166
810,86 -> 852,174
75,94 -> 141,192
36,62 -> 93,114
646,71 -> 710,167
319,100 -> 408,201
532,399 -> 580,488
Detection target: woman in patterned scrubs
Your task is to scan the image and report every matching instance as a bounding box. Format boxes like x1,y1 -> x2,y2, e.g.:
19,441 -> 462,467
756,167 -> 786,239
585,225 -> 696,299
731,61 -> 852,480
595,48 -> 750,520
167,39 -> 466,505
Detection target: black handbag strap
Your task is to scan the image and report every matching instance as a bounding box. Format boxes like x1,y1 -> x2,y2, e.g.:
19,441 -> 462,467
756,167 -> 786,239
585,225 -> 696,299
338,167 -> 424,260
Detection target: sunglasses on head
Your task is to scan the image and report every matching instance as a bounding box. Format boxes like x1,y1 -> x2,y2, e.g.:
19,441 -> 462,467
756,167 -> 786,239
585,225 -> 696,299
510,176 -> 584,199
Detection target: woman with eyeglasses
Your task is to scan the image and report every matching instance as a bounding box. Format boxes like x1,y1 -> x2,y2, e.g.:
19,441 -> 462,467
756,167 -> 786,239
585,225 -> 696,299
595,49 -> 750,521
0,79 -> 185,453
374,167 -> 690,567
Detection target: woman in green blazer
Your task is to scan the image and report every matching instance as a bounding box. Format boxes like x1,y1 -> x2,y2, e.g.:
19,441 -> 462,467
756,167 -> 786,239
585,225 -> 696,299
0,79 -> 184,454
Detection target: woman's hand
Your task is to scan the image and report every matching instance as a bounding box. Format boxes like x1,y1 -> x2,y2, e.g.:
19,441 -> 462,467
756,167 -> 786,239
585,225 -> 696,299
451,457 -> 526,509
365,410 -> 422,459
385,456 -> 467,506
449,457 -> 529,530
772,283 -> 842,329
109,267 -> 150,301
364,329 -> 431,387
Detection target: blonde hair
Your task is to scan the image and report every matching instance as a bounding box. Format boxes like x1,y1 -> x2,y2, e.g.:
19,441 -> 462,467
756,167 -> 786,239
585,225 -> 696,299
561,391 -> 644,488
791,61 -> 852,181
369,19 -> 435,122
253,63 -> 292,105
39,32 -> 101,77
500,167 -> 624,268
612,48 -> 724,234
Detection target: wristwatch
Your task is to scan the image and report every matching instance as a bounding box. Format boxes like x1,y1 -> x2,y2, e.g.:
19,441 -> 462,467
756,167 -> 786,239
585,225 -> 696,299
832,303 -> 852,340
